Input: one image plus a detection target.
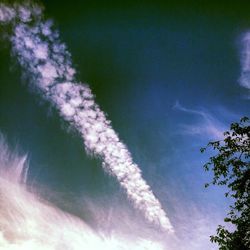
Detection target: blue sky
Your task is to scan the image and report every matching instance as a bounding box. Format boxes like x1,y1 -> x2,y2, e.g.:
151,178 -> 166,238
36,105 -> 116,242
0,1 -> 250,249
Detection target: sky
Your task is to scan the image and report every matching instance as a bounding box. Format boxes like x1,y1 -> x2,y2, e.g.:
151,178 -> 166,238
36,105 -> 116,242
0,1 -> 250,249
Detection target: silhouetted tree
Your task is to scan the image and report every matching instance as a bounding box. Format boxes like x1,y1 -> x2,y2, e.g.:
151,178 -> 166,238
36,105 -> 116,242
201,117 -> 250,250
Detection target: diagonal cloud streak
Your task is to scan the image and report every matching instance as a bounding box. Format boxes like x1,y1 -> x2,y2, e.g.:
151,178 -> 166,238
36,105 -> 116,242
0,3 -> 173,233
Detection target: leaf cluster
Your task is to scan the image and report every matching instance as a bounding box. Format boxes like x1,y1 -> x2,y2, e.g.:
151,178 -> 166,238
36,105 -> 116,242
201,117 -> 250,250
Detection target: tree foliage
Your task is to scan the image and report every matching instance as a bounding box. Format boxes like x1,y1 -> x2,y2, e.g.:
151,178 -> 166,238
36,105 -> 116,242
201,117 -> 250,250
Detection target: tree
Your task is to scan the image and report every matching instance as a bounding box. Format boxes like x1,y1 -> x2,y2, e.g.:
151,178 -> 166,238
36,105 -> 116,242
201,117 -> 250,250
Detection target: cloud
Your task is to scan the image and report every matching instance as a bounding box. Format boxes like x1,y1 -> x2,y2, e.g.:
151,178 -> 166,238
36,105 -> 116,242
239,32 -> 250,91
0,133 -> 222,250
0,2 -> 173,232
0,134 -> 222,250
173,101 -> 226,140
0,135 -> 166,250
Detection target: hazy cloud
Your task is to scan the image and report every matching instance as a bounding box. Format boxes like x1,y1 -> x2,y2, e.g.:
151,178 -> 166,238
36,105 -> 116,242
239,32 -> 250,91
173,101 -> 226,140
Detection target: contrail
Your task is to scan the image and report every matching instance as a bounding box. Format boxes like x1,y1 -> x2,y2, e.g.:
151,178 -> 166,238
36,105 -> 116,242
0,2 -> 173,233
0,135 -> 165,250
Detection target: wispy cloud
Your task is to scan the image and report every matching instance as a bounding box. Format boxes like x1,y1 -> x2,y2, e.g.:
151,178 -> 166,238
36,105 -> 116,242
239,32 -> 250,92
0,135 -> 166,250
173,101 -> 226,140
0,133 -> 222,250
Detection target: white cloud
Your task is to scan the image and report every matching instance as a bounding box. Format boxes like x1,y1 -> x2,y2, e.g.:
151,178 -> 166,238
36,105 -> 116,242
173,101 -> 226,140
239,32 -> 250,90
0,135 -> 166,250
1,2 -> 174,233
0,133 -> 223,250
